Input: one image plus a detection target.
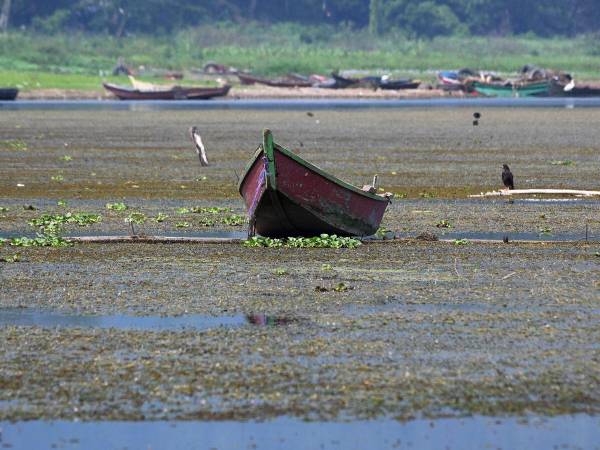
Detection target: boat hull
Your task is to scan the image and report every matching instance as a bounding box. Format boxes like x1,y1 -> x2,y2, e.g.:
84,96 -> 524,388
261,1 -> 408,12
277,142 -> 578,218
0,88 -> 18,101
239,130 -> 390,238
236,73 -> 313,88
470,81 -> 549,97
102,83 -> 230,100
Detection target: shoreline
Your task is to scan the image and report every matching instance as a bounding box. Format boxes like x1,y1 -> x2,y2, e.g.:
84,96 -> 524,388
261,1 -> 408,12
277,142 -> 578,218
16,85 -> 461,101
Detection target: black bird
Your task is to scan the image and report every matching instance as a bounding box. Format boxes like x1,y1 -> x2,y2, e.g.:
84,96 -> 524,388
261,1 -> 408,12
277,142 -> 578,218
473,112 -> 481,119
502,164 -> 514,190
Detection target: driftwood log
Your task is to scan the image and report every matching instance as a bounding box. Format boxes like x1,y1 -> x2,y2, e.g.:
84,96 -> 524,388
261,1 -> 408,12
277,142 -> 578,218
470,189 -> 600,198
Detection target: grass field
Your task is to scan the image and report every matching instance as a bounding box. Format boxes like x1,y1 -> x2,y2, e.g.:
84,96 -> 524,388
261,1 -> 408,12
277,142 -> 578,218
1,24 -> 600,90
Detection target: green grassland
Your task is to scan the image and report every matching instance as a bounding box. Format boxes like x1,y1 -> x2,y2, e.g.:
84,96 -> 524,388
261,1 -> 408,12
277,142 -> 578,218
1,25 -> 600,90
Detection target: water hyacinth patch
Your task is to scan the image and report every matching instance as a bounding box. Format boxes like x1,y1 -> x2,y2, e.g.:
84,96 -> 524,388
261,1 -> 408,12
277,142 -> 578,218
244,234 -> 361,249
106,202 -> 128,211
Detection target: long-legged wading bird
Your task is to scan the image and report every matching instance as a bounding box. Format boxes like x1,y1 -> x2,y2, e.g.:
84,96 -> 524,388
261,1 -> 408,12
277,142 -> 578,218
189,126 -> 209,166
502,164 -> 514,190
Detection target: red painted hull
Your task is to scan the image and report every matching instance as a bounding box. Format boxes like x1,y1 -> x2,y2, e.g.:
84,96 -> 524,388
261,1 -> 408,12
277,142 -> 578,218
102,83 -> 230,100
239,130 -> 390,238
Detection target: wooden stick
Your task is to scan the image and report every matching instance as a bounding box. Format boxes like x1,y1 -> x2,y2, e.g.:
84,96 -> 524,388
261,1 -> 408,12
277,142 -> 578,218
470,189 -> 600,198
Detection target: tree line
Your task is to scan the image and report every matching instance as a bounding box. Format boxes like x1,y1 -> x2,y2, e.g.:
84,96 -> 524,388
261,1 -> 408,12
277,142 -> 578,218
3,0 -> 600,38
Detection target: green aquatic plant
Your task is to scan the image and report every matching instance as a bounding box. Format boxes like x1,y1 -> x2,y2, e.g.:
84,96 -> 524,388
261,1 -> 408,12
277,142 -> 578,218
125,212 -> 147,236
176,207 -> 191,214
453,239 -> 470,246
153,213 -> 168,223
538,226 -> 552,234
0,253 -> 20,263
51,175 -> 64,182
198,217 -> 216,227
550,160 -> 575,166
0,207 -> 8,212
2,139 -> 27,151
244,234 -> 361,249
321,263 -> 333,271
419,191 -> 436,198
9,235 -> 71,247
190,207 -> 232,214
222,214 -> 246,226
243,236 -> 284,248
394,192 -> 408,199
175,221 -> 191,228
60,155 -> 73,161
57,200 -> 67,207
29,212 -> 101,229
273,268 -> 288,276
106,202 -> 128,211
436,219 -> 453,228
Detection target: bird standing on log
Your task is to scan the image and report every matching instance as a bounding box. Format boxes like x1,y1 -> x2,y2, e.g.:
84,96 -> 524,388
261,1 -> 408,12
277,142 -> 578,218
502,164 -> 514,190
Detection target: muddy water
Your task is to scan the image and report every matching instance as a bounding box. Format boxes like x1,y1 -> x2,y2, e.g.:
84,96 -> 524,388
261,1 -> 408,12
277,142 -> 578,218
1,415 -> 598,450
1,108 -> 599,436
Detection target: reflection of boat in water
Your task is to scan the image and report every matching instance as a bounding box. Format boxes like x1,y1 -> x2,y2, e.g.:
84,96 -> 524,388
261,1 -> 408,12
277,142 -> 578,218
0,88 -> 19,100
102,82 -> 231,100
239,129 -> 391,238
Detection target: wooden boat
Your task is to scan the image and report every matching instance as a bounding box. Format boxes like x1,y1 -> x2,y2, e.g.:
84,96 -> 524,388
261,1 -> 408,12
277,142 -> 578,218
549,80 -> 600,97
236,72 -> 313,88
330,73 -> 359,88
239,129 -> 391,238
468,80 -> 549,97
102,82 -> 230,100
377,78 -> 421,90
0,88 -> 18,100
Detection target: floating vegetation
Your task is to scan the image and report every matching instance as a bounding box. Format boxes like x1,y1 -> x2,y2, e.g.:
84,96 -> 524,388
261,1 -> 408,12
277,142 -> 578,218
175,222 -> 191,228
244,234 -> 361,249
2,139 -> 27,151
0,207 -> 8,212
321,263 -> 333,271
153,213 -> 168,223
8,234 -> 71,247
60,155 -> 73,161
125,213 -> 146,225
57,200 -> 67,207
198,217 -> 216,227
29,212 -> 102,229
394,192 -> 408,199
176,207 -> 191,214
0,253 -> 20,263
51,175 -> 64,182
550,160 -> 575,166
453,239 -> 470,245
190,207 -> 232,214
538,226 -> 552,234
273,268 -> 288,276
315,282 -> 352,292
419,191 -> 436,198
436,219 -> 453,228
222,214 -> 246,226
106,202 -> 128,211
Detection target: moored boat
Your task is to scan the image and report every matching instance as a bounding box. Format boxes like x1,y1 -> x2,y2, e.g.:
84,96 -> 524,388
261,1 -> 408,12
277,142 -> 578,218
468,80 -> 550,97
377,77 -> 421,90
102,82 -> 230,100
239,129 -> 391,238
0,87 -> 19,101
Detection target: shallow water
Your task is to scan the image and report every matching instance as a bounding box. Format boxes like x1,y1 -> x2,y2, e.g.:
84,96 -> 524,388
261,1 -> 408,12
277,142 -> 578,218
3,97 -> 600,110
0,309 -> 299,331
0,415 -> 597,450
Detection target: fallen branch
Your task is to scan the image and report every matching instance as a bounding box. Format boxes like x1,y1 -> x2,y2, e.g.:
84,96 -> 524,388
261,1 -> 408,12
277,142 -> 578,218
470,189 -> 600,198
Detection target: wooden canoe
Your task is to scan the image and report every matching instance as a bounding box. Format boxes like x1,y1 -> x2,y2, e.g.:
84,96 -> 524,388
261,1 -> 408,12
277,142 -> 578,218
0,88 -> 18,101
377,79 -> 421,90
239,129 -> 391,238
468,81 -> 549,97
236,73 -> 313,88
102,82 -> 230,100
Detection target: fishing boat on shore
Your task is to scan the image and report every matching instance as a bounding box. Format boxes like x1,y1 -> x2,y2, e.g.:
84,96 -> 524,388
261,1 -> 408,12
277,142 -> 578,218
549,80 -> 600,97
0,88 -> 19,100
377,76 -> 421,90
468,80 -> 550,97
102,80 -> 230,100
239,129 -> 391,238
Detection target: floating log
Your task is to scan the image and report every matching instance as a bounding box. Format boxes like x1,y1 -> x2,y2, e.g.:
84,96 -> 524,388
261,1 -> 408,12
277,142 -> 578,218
470,189 -> 600,198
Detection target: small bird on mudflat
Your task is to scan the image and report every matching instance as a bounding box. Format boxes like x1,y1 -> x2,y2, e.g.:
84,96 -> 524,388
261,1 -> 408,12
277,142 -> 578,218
189,126 -> 209,166
502,164 -> 514,190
